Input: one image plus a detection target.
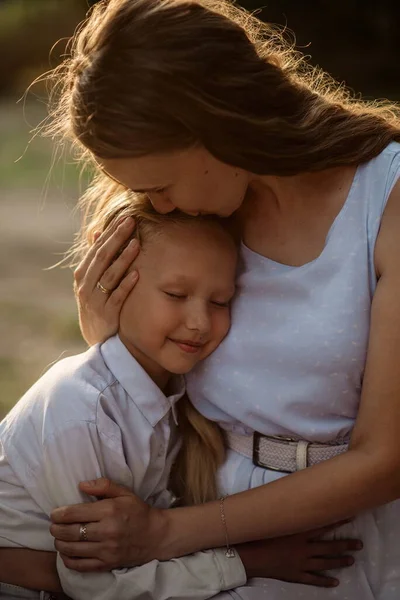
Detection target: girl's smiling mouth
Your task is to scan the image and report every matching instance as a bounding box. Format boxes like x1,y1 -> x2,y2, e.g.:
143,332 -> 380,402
168,338 -> 205,353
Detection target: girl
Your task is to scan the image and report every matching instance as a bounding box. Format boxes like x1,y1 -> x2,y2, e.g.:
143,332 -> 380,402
0,197 -> 355,600
38,0 -> 400,598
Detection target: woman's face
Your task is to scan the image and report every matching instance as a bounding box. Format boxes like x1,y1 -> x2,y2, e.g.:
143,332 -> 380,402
118,221 -> 237,387
99,146 -> 250,217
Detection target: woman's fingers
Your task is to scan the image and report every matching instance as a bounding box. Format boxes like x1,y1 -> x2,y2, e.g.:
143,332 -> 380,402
74,217 -> 132,282
73,217 -> 140,345
51,500 -> 109,525
105,270 -> 139,310
54,540 -> 104,558
50,522 -> 103,543
97,239 -> 140,293
81,218 -> 136,293
78,477 -> 139,499
59,554 -> 108,573
74,217 -> 136,291
50,523 -> 78,542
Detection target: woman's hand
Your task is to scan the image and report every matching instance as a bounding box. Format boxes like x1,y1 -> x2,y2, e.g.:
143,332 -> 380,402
50,478 -> 168,572
74,216 -> 140,346
50,479 -> 362,589
237,523 -> 362,588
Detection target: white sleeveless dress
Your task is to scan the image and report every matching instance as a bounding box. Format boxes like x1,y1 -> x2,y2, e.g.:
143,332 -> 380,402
187,142 -> 400,599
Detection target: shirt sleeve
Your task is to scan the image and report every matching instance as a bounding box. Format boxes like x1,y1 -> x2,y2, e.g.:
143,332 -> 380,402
33,422 -> 247,600
57,549 -> 246,600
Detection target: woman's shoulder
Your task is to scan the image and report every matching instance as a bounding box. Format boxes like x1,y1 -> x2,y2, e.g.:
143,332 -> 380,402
355,141 -> 400,217
368,141 -> 400,167
382,140 -> 400,154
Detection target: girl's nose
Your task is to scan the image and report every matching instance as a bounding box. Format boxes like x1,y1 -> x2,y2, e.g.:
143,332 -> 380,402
186,303 -> 211,334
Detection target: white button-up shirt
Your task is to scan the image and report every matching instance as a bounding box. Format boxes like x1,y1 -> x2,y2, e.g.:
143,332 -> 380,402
0,335 -> 246,599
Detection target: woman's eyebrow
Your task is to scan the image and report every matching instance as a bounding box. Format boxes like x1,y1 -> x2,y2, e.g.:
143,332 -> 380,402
95,162 -> 168,193
100,169 -> 163,194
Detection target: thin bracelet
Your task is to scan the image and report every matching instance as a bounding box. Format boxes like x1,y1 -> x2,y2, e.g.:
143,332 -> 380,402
219,496 -> 236,558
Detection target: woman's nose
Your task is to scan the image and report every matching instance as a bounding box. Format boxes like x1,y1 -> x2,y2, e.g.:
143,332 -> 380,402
149,194 -> 175,214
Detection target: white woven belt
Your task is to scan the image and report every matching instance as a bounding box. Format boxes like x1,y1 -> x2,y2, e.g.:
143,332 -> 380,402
225,431 -> 348,472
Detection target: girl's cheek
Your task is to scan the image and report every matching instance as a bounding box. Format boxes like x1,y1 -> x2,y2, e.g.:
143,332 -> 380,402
219,313 -> 231,341
158,301 -> 179,326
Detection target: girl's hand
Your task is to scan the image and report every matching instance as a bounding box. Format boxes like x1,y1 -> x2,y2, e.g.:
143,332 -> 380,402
50,478 -> 167,572
74,217 -> 140,346
237,523 -> 362,588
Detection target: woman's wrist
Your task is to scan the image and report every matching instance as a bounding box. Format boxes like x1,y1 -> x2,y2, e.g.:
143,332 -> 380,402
156,501 -> 225,561
145,507 -> 174,562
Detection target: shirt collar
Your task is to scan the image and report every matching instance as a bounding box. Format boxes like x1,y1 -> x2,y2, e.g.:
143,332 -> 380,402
100,335 -> 185,427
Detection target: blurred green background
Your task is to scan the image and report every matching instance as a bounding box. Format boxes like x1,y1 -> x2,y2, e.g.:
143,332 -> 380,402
0,0 -> 399,418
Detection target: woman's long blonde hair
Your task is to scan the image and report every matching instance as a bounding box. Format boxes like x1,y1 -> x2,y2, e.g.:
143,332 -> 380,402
83,192 -> 227,505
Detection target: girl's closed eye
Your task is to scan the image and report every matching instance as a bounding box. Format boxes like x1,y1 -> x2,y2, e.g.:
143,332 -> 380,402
164,291 -> 187,300
211,299 -> 231,308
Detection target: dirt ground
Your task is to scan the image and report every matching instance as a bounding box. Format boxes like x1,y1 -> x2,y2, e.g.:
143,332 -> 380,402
0,189 -> 86,417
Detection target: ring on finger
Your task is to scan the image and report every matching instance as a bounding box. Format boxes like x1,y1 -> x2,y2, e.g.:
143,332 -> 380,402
96,281 -> 112,295
79,523 -> 89,542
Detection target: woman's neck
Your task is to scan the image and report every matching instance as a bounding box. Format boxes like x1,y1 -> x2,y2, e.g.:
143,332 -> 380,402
240,165 -> 358,266
248,167 -> 356,214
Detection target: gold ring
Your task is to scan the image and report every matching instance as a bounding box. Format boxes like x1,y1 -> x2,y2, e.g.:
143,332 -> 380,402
79,523 -> 88,542
96,281 -> 111,295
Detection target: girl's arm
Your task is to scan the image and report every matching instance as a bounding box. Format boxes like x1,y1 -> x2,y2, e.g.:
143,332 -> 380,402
52,182 -> 400,566
0,533 -> 363,593
0,549 -> 61,593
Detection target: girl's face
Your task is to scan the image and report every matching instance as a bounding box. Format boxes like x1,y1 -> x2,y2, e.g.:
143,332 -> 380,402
99,146 -> 250,217
119,221 -> 237,387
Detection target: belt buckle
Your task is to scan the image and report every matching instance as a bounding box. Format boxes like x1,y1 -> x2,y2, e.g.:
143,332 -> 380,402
252,432 -> 295,473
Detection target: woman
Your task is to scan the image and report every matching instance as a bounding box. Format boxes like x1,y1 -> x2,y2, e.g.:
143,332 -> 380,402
4,0 -> 400,597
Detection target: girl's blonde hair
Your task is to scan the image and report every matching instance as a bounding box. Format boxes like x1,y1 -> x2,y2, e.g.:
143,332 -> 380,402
172,395 -> 225,506
85,192 -> 229,505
